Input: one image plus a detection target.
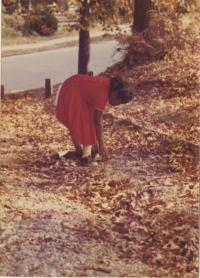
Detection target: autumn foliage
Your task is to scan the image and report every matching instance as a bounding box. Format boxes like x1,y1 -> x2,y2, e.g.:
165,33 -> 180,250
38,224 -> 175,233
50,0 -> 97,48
120,0 -> 199,66
0,0 -> 199,277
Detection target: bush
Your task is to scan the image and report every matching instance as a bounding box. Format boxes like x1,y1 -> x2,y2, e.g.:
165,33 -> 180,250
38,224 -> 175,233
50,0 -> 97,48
23,7 -> 58,36
2,0 -> 17,14
2,12 -> 25,37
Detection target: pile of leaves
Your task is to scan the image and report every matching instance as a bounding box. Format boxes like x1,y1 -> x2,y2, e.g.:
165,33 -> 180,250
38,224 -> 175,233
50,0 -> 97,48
106,41 -> 199,145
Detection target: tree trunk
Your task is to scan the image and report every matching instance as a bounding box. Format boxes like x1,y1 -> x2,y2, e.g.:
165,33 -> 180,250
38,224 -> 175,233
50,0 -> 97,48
78,0 -> 90,74
20,0 -> 30,11
133,0 -> 153,32
78,28 -> 90,74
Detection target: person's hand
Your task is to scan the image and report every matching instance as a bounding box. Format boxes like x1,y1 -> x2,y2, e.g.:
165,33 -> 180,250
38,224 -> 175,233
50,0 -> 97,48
99,144 -> 109,161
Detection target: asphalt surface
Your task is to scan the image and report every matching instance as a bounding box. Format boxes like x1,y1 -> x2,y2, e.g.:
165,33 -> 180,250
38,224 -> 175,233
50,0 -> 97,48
2,40 -> 122,93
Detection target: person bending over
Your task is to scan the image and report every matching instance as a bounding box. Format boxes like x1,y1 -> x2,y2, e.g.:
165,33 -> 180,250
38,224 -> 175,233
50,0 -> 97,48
56,74 -> 133,164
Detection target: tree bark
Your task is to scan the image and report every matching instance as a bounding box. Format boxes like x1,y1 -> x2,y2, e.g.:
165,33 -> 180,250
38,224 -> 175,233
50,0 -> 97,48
20,0 -> 30,10
78,28 -> 90,74
133,0 -> 153,32
78,0 -> 90,74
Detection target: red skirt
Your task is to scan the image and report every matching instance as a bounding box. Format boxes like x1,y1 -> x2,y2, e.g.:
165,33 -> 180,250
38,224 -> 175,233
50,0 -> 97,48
56,74 -> 110,145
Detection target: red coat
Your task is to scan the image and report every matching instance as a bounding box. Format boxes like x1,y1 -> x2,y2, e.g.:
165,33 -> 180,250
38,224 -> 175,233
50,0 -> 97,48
56,74 -> 110,145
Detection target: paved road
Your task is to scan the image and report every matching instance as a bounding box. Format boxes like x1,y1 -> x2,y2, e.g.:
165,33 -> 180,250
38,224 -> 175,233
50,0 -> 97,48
2,40 -> 122,93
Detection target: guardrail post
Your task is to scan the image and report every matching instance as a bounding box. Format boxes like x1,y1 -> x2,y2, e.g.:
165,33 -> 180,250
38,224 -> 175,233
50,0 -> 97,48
45,78 -> 51,98
87,71 -> 94,76
1,85 -> 5,100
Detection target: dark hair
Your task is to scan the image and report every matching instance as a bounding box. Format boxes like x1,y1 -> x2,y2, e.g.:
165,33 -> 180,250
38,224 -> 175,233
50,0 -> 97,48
110,76 -> 133,104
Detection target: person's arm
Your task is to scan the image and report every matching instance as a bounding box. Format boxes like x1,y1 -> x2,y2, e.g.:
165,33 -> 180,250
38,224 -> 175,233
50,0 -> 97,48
94,109 -> 109,160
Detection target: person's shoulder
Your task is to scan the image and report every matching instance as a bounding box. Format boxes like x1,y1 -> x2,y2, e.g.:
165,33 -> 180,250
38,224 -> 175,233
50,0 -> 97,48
92,75 -> 110,86
70,74 -> 87,80
66,74 -> 89,81
94,75 -> 109,81
69,74 -> 109,82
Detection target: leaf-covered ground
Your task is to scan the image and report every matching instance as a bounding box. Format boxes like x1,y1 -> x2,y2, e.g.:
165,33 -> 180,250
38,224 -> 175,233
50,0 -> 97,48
0,47 -> 199,277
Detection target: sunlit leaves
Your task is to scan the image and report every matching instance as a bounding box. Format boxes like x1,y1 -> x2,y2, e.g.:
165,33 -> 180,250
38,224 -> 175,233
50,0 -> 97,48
1,80 -> 199,276
68,0 -> 132,29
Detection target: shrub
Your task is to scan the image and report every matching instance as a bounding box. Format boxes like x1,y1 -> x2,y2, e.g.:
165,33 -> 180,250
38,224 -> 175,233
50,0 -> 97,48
2,12 -> 25,37
2,0 -> 18,14
23,7 -> 58,36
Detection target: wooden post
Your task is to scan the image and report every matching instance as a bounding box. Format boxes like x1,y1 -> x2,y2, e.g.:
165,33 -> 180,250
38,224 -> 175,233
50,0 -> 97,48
45,78 -> 51,98
133,0 -> 153,32
87,71 -> 93,76
1,85 -> 5,100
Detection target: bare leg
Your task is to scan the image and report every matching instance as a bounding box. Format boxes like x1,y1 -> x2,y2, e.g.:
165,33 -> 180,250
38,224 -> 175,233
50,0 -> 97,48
82,145 -> 92,158
69,131 -> 82,155
74,143 -> 83,154
92,144 -> 99,158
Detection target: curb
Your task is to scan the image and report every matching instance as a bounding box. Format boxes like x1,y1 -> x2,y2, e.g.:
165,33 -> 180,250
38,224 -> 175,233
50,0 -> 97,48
2,24 -> 130,57
2,34 -> 114,57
